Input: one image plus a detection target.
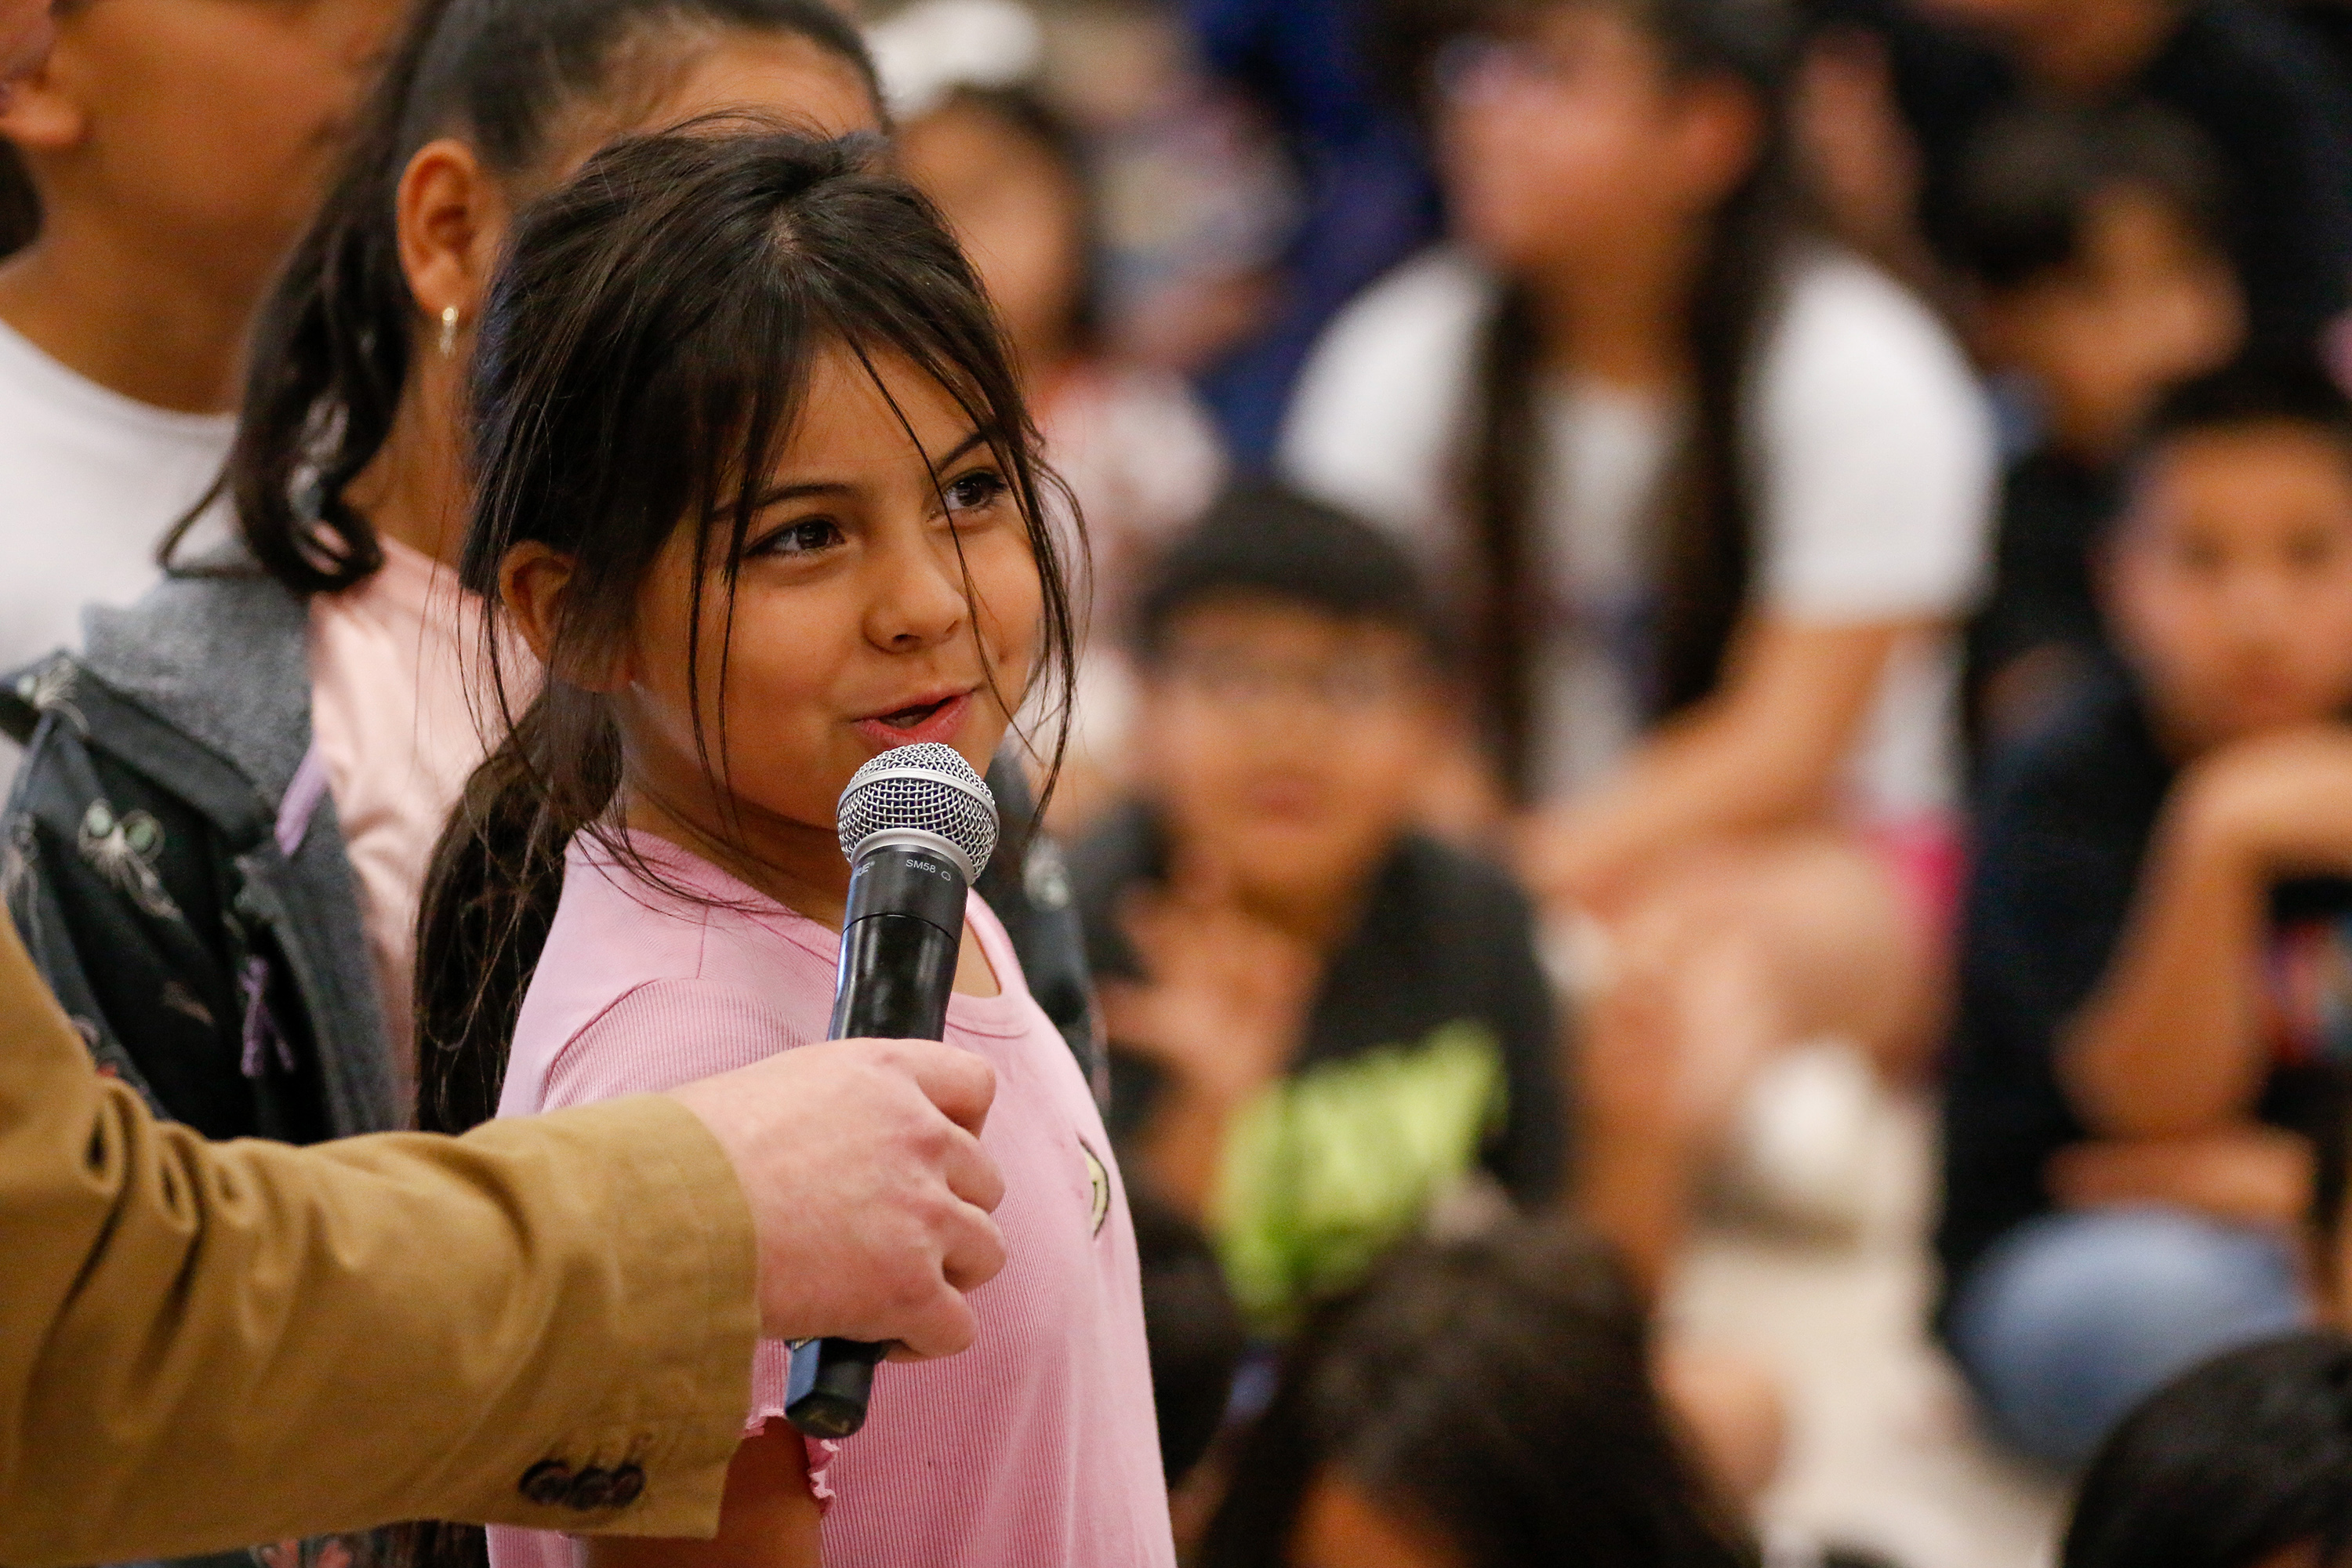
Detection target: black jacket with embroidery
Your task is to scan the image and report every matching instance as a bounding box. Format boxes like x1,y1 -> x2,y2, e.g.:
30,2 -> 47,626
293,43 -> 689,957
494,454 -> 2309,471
3,568 -> 397,1143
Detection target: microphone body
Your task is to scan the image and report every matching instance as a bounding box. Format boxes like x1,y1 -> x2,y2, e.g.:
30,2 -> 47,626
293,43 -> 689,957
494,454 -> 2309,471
828,844 -> 967,1042
786,746 -> 998,1440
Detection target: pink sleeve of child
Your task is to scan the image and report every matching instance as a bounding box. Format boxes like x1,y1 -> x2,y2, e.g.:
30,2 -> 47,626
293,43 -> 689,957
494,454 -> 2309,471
540,977 -> 813,1107
539,979 -> 836,1493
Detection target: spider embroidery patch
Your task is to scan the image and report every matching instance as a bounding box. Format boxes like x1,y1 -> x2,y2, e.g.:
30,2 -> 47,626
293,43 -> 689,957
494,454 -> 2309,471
15,659 -> 86,734
78,800 -> 182,923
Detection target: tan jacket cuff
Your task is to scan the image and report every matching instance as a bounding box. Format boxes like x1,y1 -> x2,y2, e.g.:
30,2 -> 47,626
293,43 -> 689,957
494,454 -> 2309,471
474,1094 -> 760,1537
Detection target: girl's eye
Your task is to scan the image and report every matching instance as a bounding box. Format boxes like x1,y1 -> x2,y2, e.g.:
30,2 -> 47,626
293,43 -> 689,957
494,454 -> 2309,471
943,469 -> 1008,517
752,518 -> 844,559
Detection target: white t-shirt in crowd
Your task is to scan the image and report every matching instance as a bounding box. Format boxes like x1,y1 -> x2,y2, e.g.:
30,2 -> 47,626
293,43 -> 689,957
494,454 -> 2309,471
1279,245 -> 1995,819
0,318 -> 235,677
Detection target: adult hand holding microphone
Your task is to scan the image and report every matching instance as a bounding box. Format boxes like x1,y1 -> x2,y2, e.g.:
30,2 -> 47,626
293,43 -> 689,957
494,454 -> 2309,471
671,1031 -> 1006,1356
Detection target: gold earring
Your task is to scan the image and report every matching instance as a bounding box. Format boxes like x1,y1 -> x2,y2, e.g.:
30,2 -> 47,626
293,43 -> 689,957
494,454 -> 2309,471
437,305 -> 460,359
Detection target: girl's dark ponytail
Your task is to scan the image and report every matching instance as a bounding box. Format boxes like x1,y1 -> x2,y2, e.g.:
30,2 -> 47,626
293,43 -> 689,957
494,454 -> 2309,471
412,702 -> 619,1134
398,699 -> 621,1568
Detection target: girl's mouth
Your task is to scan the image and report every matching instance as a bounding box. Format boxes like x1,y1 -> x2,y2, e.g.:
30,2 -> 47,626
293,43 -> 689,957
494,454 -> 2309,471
854,691 -> 975,751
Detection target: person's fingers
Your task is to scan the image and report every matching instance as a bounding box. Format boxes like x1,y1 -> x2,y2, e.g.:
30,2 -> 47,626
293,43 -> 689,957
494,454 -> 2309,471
936,1196 -> 1009,1294
869,1036 -> 997,1138
677,1040 -> 1014,1348
1170,833 -> 1241,909
881,1203 -> 1002,1359
884,1284 -> 982,1363
938,1120 -> 1005,1214
1095,978 -> 1162,1042
1117,885 -> 1176,962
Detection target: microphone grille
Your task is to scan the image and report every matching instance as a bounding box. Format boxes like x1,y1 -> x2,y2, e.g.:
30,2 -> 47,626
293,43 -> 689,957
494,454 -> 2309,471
836,742 -> 1000,879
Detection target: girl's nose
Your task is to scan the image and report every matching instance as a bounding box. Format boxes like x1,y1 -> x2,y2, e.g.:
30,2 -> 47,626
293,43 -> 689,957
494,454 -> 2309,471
866,533 -> 969,651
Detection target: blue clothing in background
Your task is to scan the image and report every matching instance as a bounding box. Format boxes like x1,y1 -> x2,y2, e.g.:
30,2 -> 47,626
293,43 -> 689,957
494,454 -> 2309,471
1183,0 -> 1443,468
1948,1207 -> 2309,1466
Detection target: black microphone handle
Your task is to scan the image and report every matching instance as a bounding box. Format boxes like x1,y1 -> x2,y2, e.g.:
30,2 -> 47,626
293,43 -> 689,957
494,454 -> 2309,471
787,844 -> 967,1440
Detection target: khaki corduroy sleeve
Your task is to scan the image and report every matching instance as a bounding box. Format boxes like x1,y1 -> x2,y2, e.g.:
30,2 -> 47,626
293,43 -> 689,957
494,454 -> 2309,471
0,919 -> 759,1566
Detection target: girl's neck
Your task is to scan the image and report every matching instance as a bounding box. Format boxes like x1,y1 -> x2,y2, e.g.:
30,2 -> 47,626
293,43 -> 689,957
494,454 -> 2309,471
622,779 -> 1003,1003
1520,229 -> 1703,397
344,350 -> 472,569
0,210 -> 265,414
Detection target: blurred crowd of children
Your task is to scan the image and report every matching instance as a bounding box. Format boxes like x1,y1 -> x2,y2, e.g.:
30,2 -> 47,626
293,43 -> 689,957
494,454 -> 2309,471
14,0 -> 2352,1564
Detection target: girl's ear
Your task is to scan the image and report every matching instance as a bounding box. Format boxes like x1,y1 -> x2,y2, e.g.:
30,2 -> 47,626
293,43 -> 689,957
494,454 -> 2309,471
501,543 -> 633,693
395,136 -> 513,349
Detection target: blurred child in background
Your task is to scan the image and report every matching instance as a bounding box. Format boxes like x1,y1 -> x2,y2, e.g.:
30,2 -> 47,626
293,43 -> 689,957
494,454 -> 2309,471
1073,485 -> 1566,1330
1940,359 -> 2352,1465
900,83 -> 1224,597
1074,485 -> 1783,1505
1199,1219 -> 1751,1568
2061,1330 -> 2352,1568
0,0 -> 401,684
898,79 -> 1225,827
1284,0 -> 1994,1278
1951,103 -> 2243,764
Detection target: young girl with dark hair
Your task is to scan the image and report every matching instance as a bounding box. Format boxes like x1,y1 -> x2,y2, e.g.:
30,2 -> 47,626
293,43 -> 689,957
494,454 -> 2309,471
437,125 -> 1165,1568
1284,0 -> 1994,1278
2,0 -> 883,1147
1201,1219 -> 1750,1568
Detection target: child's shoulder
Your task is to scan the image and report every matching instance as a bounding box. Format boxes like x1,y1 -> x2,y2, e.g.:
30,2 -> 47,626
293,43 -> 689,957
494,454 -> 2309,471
503,835 -> 838,1112
539,837 -> 722,982
550,831 -> 835,973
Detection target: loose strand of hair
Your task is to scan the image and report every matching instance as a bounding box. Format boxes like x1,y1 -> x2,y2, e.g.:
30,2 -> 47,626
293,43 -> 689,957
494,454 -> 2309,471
1467,284 -> 1545,800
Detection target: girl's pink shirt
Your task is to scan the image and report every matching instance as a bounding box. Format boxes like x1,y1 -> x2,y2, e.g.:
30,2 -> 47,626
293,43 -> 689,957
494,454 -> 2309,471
486,833 -> 1174,1568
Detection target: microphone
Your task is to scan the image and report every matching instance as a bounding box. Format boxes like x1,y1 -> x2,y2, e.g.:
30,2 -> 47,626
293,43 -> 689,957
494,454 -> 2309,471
785,742 -> 1000,1440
